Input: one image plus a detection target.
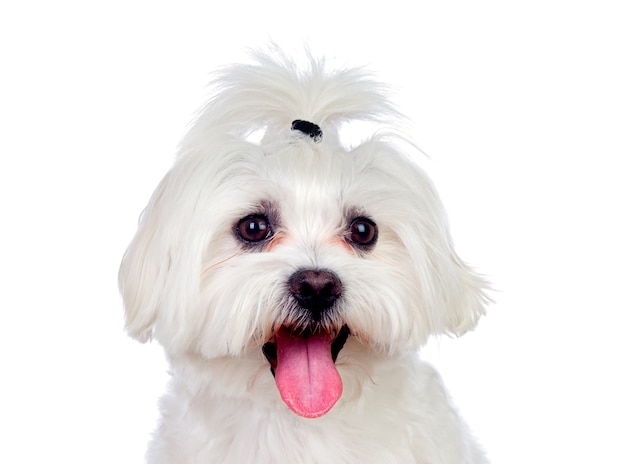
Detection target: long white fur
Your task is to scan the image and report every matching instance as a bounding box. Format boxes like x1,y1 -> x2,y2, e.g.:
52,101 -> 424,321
119,48 -> 490,463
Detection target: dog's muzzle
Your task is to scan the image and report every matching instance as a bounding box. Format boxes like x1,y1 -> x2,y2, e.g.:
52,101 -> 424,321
262,268 -> 349,419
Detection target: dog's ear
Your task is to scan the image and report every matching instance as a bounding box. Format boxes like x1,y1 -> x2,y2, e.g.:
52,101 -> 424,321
417,195 -> 490,336
398,218 -> 489,339
118,189 -> 167,342
118,170 -> 201,343
351,139 -> 490,341
435,246 -> 490,337
118,239 -> 158,341
376,150 -> 490,339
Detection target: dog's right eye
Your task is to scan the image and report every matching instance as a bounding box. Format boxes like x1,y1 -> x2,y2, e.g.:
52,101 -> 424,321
348,217 -> 378,249
236,214 -> 273,243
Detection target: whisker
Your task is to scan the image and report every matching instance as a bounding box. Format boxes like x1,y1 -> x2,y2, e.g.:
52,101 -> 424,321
200,251 -> 242,277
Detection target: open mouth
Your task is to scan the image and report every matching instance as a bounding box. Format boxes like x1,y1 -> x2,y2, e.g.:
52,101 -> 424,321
262,324 -> 350,418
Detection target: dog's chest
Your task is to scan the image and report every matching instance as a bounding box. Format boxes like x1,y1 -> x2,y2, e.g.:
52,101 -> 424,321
195,409 -> 418,463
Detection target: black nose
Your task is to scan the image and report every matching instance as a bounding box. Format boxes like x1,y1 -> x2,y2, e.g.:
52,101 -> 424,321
288,269 -> 342,319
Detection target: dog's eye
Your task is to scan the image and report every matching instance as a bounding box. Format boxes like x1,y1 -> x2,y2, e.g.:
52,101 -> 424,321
236,214 -> 273,243
349,217 -> 378,248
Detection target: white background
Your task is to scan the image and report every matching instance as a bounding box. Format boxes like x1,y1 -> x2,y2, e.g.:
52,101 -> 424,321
1,1 -> 625,463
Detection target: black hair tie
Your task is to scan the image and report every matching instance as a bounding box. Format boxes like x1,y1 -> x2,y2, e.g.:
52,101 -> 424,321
291,120 -> 323,142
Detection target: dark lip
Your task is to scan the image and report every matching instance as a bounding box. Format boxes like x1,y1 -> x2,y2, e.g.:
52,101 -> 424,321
262,324 -> 350,377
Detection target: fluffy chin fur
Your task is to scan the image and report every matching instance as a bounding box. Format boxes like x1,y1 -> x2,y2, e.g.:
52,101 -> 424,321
119,48 -> 490,463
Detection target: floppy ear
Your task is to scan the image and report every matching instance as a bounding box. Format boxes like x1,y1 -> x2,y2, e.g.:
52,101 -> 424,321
384,154 -> 490,338
398,218 -> 490,339
118,180 -> 171,342
118,141 -> 245,344
350,138 -> 490,339
118,169 -> 203,343
436,246 -> 490,336
411,193 -> 490,337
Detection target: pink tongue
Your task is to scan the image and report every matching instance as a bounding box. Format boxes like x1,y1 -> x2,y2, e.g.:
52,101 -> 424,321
274,328 -> 342,418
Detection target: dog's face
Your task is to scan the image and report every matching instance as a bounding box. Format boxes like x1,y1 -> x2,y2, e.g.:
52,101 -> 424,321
119,53 -> 488,418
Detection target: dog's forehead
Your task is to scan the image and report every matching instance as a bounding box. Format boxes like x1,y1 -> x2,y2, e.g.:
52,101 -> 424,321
261,142 -> 348,193
243,137 -> 410,219
188,132 -> 418,228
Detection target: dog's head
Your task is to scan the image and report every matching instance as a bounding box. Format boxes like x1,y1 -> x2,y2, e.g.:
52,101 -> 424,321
119,50 -> 489,418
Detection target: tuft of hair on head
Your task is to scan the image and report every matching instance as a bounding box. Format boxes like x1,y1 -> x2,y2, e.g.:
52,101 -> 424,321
182,46 -> 402,150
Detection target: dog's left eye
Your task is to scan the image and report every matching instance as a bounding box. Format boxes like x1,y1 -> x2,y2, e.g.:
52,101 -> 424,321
349,217 -> 378,248
236,214 -> 273,243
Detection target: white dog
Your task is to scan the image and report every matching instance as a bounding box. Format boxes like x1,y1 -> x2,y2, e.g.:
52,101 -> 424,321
119,49 -> 490,463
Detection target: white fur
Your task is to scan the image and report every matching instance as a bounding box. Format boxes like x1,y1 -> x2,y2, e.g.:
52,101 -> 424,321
120,49 -> 490,463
